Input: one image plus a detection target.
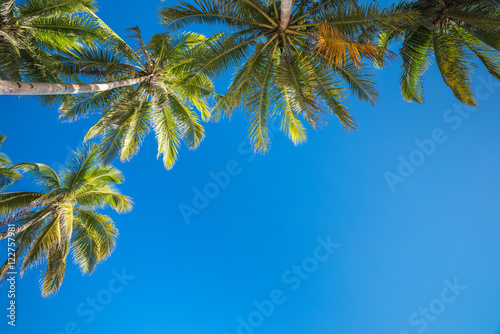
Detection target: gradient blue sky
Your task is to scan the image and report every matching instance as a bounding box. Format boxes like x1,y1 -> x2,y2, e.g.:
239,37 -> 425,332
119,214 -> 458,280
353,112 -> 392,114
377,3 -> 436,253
2,1 -> 500,334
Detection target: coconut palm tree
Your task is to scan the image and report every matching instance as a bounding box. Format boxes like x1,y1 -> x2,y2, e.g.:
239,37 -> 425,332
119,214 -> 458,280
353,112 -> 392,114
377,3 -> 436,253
378,0 -> 500,106
58,28 -> 213,169
0,143 -> 132,296
159,0 -> 414,152
0,135 -> 21,191
0,0 -> 147,98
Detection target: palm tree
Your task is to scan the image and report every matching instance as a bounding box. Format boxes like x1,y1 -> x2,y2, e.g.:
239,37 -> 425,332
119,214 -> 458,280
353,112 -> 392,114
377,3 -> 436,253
58,28 -> 213,169
159,0 -> 414,152
379,0 -> 500,106
0,0 -> 149,98
0,135 -> 21,191
0,143 -> 132,296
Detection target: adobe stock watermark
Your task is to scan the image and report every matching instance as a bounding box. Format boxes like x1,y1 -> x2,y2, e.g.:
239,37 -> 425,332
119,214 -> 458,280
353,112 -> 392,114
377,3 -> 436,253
5,226 -> 17,327
398,278 -> 467,334
385,74 -> 500,192
178,119 -> 284,224
223,235 -> 340,334
48,268 -> 134,334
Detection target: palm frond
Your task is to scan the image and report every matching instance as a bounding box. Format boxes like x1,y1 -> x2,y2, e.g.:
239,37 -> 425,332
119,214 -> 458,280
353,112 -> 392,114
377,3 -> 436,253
159,0 -> 270,30
72,209 -> 116,274
245,54 -> 276,153
312,65 -> 355,130
315,2 -> 419,38
119,98 -> 151,161
330,59 -> 379,105
433,28 -> 476,106
151,91 -> 182,170
41,239 -> 69,296
16,0 -> 96,20
277,53 -> 323,128
276,88 -> 307,145
454,26 -> 500,81
189,32 -> 262,78
399,25 -> 433,103
315,23 -> 396,68
168,92 -> 205,149
75,209 -> 117,260
13,163 -> 60,191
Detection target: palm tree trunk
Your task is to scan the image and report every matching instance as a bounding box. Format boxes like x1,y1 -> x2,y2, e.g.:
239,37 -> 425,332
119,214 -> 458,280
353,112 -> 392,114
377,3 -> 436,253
0,207 -> 54,240
279,0 -> 294,32
0,206 -> 55,240
0,75 -> 151,96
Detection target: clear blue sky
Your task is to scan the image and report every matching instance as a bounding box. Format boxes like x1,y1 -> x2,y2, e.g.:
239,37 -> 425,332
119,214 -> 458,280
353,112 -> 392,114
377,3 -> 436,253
2,1 -> 500,334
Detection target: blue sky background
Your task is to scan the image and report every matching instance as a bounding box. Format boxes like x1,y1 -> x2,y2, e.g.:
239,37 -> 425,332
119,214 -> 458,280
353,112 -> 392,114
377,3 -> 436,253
2,1 -> 500,334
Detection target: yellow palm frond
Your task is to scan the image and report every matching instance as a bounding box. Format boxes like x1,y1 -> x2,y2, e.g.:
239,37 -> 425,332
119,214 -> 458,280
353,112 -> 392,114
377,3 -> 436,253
315,23 -> 396,68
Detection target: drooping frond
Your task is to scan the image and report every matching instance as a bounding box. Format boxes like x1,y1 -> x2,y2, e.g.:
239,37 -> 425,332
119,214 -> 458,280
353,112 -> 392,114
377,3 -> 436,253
277,53 -> 323,129
432,28 -> 476,106
72,209 -> 117,274
245,54 -> 276,153
41,238 -> 70,296
119,98 -> 151,161
168,93 -> 205,149
454,26 -> 500,81
329,59 -> 379,105
399,25 -> 433,103
276,88 -> 307,145
75,209 -> 117,260
311,65 -> 354,130
151,90 -> 182,170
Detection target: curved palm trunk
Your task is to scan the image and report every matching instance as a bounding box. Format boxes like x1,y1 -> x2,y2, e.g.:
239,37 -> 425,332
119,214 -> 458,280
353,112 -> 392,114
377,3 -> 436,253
0,208 -> 53,240
0,75 -> 151,96
279,0 -> 294,32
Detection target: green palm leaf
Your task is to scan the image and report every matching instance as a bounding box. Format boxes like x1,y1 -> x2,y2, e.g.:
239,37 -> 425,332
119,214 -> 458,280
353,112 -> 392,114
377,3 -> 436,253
399,25 -> 433,103
432,28 -> 476,106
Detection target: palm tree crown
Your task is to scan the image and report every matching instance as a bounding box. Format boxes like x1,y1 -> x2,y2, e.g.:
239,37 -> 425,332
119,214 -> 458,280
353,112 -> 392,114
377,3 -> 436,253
0,143 -> 132,296
58,28 -> 213,169
160,0 -> 413,152
381,0 -> 500,105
